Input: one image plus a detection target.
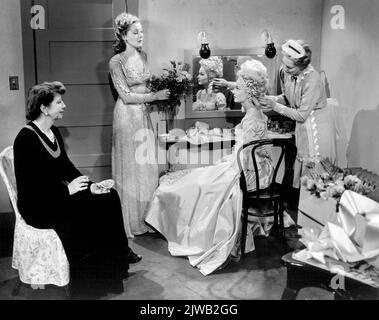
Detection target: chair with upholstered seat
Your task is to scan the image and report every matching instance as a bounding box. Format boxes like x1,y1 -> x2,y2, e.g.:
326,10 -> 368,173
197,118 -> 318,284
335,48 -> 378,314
237,138 -> 297,258
0,146 -> 70,296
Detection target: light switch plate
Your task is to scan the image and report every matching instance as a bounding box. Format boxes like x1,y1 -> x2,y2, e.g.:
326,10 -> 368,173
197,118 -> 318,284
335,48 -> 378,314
9,76 -> 19,90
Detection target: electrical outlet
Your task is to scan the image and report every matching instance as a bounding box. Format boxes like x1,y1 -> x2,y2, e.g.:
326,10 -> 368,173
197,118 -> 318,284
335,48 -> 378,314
9,76 -> 19,90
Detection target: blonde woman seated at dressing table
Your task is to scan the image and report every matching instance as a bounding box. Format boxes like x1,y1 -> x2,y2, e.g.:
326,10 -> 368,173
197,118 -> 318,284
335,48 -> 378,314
193,56 -> 227,111
146,60 -> 274,275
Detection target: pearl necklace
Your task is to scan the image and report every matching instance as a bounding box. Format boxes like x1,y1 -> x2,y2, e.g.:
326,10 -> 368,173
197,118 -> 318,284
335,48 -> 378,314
32,121 -> 55,143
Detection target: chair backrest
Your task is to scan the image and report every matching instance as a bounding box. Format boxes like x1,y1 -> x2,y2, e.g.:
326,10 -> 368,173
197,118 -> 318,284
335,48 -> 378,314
236,138 -> 297,198
0,146 -> 21,220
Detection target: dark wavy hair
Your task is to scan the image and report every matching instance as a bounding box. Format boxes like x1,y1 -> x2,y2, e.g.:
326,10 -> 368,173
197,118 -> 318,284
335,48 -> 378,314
113,38 -> 127,55
26,81 -> 66,120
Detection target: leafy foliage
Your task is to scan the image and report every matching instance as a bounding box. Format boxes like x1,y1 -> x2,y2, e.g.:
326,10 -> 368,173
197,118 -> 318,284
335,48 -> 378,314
150,61 -> 192,117
301,158 -> 376,200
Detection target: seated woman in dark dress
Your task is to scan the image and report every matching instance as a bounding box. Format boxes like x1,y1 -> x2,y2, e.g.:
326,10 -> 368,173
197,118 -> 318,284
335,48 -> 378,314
13,81 -> 141,297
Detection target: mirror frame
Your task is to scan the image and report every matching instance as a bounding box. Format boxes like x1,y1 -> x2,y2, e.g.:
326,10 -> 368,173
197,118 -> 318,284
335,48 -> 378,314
184,48 -> 278,119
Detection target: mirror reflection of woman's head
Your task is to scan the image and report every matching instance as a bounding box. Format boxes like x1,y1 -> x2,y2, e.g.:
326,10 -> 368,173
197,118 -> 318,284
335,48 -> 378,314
281,39 -> 312,75
113,12 -> 141,54
198,56 -> 223,85
26,81 -> 67,121
233,59 -> 268,105
197,66 -> 209,85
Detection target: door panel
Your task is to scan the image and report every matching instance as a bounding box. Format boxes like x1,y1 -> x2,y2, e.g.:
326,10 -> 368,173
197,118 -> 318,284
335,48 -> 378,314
33,0 -> 126,174
47,0 -> 114,29
59,126 -> 112,167
48,39 -> 114,83
59,85 -> 114,126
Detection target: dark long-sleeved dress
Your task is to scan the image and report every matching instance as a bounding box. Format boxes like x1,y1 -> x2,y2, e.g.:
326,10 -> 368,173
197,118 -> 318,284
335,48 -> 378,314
13,122 -> 130,295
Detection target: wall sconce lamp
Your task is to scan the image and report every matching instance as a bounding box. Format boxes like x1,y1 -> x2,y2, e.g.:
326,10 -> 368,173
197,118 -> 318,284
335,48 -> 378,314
261,30 -> 277,59
198,31 -> 211,59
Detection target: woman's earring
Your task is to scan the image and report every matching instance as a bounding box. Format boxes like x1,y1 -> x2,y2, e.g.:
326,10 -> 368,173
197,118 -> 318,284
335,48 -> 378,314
44,112 -> 49,116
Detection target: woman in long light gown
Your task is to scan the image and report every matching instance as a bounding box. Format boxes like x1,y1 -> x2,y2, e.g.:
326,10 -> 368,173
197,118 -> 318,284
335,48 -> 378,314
145,60 -> 274,275
109,12 -> 170,237
259,39 -> 337,186
192,56 -> 227,111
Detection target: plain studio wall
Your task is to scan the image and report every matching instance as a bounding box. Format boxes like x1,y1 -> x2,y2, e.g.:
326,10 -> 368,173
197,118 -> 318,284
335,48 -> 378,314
320,0 -> 379,173
140,0 -> 324,74
0,0 -> 25,213
140,0 -> 324,124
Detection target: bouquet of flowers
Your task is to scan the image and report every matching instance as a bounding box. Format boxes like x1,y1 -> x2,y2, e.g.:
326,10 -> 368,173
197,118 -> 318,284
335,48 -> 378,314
300,158 -> 376,201
150,60 -> 192,118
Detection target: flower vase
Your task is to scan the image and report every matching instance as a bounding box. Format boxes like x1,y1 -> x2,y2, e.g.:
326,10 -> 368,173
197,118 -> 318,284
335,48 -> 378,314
164,103 -> 177,132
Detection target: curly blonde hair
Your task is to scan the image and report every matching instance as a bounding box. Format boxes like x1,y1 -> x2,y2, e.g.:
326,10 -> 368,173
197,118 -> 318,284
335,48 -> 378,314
237,59 -> 269,102
113,12 -> 140,54
199,56 -> 223,78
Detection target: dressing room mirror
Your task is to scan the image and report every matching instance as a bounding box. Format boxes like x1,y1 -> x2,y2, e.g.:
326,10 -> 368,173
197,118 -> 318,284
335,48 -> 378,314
184,48 -> 278,119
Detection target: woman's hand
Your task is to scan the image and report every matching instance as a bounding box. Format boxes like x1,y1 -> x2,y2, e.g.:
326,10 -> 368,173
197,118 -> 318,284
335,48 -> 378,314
212,78 -> 229,90
90,179 -> 115,195
68,175 -> 89,195
154,89 -> 170,101
258,96 -> 276,112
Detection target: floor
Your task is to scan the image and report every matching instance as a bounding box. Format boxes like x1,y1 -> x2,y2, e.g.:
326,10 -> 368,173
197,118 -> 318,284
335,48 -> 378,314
0,223 -> 335,300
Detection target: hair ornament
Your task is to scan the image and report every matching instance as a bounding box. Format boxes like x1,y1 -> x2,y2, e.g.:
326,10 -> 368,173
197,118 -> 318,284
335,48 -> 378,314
114,12 -> 139,39
282,40 -> 306,59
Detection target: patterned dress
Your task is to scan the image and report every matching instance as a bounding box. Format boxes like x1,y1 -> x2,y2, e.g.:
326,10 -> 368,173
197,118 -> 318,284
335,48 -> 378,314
145,109 -> 273,275
109,50 -> 158,237
273,65 -> 337,186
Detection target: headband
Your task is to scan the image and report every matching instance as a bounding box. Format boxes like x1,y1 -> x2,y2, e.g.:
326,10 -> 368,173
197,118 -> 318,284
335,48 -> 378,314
282,40 -> 306,59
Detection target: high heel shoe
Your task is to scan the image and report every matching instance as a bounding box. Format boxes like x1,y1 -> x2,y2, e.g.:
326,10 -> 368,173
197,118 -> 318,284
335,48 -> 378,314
127,250 -> 142,264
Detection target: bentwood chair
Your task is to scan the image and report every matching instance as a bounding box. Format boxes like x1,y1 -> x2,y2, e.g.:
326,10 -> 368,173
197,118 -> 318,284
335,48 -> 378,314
0,146 -> 70,296
236,138 -> 297,258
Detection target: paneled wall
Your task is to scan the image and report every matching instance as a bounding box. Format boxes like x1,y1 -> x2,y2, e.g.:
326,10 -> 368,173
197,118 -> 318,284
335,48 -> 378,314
28,0 -> 126,182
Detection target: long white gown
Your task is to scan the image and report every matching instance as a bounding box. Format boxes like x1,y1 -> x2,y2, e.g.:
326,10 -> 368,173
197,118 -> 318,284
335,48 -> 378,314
145,109 -> 273,275
109,50 -> 158,237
